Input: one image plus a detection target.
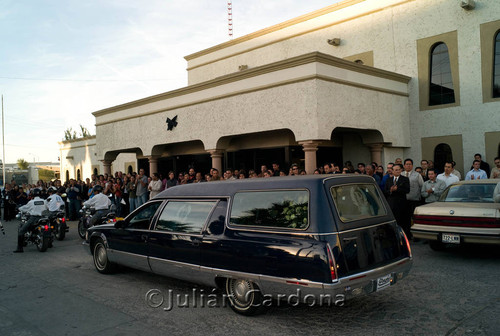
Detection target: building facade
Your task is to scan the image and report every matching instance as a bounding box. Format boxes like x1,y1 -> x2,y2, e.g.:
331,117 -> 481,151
61,0 -> 500,180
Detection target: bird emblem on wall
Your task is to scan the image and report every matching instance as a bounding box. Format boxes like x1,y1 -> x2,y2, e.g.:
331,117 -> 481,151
166,115 -> 178,131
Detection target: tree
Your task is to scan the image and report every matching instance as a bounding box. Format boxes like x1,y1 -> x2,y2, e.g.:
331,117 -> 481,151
17,158 -> 29,169
38,168 -> 55,181
79,124 -> 91,138
63,127 -> 77,141
63,125 -> 91,140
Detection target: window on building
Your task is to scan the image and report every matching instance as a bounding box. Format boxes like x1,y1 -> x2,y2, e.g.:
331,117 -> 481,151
77,169 -> 81,181
494,30 -> 500,98
434,143 -> 453,173
429,43 -> 455,106
65,170 -> 69,182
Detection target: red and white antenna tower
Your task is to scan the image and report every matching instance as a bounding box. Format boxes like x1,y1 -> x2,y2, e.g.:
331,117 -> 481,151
228,1 -> 233,39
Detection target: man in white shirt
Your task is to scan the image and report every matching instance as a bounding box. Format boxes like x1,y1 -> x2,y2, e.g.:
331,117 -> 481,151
402,159 -> 424,237
83,185 -> 111,227
421,169 -> 446,203
465,160 -> 488,180
47,187 -> 64,213
437,162 -> 460,187
14,189 -> 48,253
490,157 -> 500,179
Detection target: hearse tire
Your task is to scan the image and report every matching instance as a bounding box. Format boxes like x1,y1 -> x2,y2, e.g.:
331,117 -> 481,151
429,240 -> 446,251
93,238 -> 116,274
225,278 -> 267,316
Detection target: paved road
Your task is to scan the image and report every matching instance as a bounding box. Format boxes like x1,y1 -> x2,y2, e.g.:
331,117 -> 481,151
0,219 -> 499,336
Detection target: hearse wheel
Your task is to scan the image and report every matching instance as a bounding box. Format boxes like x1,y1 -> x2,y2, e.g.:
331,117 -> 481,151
225,278 -> 266,315
93,238 -> 115,274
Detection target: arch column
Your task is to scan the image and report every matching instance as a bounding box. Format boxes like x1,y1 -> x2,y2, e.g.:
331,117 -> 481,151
207,149 -> 223,173
299,140 -> 321,175
101,160 -> 112,176
368,143 -> 384,167
147,156 -> 160,175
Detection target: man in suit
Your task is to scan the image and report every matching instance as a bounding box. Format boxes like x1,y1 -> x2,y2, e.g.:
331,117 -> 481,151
384,163 -> 411,238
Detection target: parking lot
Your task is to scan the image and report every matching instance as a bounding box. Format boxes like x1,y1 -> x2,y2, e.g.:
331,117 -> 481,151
0,219 -> 499,336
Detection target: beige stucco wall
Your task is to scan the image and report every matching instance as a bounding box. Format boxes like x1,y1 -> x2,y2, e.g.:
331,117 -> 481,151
184,0 -> 500,169
76,0 -> 500,173
59,137 -> 137,180
94,54 -> 409,161
59,137 -> 99,181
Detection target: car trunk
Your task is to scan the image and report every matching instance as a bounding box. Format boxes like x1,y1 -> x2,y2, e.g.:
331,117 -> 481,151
413,202 -> 500,228
324,179 -> 410,277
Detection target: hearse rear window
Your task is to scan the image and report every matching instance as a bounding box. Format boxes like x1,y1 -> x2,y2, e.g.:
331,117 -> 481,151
230,190 -> 309,229
330,184 -> 386,222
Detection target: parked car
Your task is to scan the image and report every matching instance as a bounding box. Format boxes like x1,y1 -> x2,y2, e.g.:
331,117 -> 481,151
85,175 -> 412,315
412,179 -> 500,250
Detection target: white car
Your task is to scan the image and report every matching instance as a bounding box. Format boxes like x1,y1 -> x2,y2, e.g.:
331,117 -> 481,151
412,179 -> 500,250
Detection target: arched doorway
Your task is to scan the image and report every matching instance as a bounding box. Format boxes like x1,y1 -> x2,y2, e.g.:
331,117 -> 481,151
65,170 -> 69,182
434,143 -> 453,173
76,169 -> 81,181
93,168 -> 98,176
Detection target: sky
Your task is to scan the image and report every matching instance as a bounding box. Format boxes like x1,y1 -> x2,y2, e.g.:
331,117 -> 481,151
0,0 -> 341,164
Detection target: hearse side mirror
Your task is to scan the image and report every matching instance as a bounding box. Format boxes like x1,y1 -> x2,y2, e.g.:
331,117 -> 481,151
114,220 -> 125,229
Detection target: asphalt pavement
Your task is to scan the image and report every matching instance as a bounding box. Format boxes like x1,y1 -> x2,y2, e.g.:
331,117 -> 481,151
0,219 -> 499,336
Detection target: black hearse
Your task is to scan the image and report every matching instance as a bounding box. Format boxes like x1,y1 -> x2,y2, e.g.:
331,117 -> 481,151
86,175 -> 412,315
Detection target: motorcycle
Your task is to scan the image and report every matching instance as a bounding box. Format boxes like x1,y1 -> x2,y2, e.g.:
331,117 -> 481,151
16,211 -> 54,252
49,205 -> 68,241
77,204 -> 116,239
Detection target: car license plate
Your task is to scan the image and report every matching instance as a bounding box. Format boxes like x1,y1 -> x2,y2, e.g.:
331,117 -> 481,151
442,233 -> 460,244
376,274 -> 392,291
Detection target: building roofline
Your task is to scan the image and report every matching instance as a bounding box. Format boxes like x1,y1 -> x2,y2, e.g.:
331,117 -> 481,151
58,135 -> 96,145
183,0 -> 364,61
92,52 -> 410,118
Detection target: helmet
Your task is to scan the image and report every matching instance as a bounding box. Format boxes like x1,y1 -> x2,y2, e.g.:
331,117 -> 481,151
93,185 -> 103,193
32,188 -> 41,197
48,186 -> 57,193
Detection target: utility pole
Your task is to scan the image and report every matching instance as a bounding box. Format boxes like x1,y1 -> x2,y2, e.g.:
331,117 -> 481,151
1,95 -> 5,188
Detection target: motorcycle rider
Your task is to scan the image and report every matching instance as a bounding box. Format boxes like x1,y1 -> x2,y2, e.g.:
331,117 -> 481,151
47,187 -> 64,214
13,189 -> 48,253
82,185 -> 111,227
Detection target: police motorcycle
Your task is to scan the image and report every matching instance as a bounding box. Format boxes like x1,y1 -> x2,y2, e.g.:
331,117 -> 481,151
16,209 -> 54,252
77,185 -> 116,239
46,188 -> 68,241
50,205 -> 68,240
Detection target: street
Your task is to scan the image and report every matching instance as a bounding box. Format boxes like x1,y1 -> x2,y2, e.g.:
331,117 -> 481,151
0,219 -> 499,336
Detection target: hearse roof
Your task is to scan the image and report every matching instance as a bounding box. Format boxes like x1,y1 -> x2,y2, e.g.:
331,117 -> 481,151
154,174 -> 376,198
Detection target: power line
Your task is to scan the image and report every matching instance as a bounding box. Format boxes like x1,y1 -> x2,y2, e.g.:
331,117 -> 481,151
0,76 -> 183,82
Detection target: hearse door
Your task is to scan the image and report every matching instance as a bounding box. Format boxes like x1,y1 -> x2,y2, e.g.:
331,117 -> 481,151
108,200 -> 163,272
198,199 -> 228,274
148,200 -> 218,283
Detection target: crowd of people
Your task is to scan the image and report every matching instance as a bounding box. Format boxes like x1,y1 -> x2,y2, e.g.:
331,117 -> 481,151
2,153 -> 499,228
